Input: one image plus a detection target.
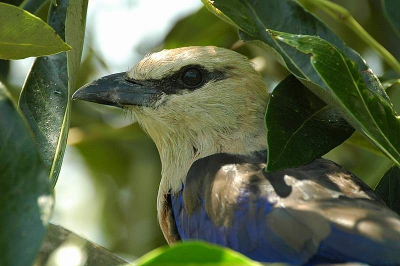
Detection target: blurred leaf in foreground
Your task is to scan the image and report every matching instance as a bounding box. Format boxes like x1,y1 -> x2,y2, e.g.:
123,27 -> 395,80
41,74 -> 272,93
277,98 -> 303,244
135,241 -> 277,266
0,83 -> 52,266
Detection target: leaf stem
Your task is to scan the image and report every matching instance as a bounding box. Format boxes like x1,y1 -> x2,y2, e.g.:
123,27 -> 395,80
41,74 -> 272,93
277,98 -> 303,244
298,0 -> 400,74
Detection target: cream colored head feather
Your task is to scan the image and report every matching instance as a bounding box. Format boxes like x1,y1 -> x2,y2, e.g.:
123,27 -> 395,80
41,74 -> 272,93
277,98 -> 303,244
126,46 -> 268,205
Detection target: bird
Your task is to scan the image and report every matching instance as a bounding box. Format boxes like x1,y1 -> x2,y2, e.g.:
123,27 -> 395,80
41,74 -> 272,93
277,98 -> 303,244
73,46 -> 400,265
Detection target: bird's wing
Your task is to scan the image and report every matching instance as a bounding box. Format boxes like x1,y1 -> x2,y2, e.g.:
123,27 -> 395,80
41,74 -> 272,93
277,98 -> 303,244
266,159 -> 400,264
163,153 -> 400,265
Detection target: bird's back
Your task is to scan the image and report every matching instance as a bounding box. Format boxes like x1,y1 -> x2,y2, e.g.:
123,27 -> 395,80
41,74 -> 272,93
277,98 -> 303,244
160,152 -> 400,265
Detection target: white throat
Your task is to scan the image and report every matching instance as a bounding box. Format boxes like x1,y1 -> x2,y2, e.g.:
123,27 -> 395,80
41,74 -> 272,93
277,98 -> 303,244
130,100 -> 267,215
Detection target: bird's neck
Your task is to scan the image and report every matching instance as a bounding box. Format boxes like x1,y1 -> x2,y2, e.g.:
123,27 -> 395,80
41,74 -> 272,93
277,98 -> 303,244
157,123 -> 267,191
131,97 -> 267,212
134,110 -> 265,183
152,121 -> 266,216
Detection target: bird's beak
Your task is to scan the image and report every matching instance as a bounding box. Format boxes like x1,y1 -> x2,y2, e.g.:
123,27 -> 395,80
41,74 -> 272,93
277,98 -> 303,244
72,72 -> 161,108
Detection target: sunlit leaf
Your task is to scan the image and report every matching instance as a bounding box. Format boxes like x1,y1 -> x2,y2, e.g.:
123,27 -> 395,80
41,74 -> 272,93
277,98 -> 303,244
345,131 -> 384,156
66,0 -> 89,92
135,241 -> 272,266
0,2 -> 70,59
375,165 -> 400,215
19,0 -> 88,186
271,31 -> 400,167
266,75 -> 354,171
0,83 -> 52,266
64,0 -> 89,180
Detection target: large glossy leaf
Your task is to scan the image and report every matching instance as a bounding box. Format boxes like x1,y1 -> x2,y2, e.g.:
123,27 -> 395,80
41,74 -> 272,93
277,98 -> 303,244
0,83 -> 52,266
272,32 -> 400,167
382,0 -> 400,36
266,75 -> 354,170
375,166 -> 400,215
63,0 -> 88,181
135,241 -> 271,266
0,2 -> 70,59
203,0 -> 393,171
19,0 -> 88,186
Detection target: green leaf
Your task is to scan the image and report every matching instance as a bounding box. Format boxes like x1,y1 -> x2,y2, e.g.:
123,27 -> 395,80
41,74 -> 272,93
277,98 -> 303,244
0,83 -> 52,266
66,0 -> 88,93
19,0 -> 88,186
266,75 -> 354,171
205,0 -> 396,170
163,7 -> 238,49
345,131 -> 384,156
18,52 -> 68,185
271,31 -> 400,167
135,241 -> 275,266
208,0 -> 346,79
298,0 -> 400,75
202,0 -> 258,36
213,0 -> 390,99
0,2 -> 70,59
382,0 -> 400,36
375,165 -> 400,215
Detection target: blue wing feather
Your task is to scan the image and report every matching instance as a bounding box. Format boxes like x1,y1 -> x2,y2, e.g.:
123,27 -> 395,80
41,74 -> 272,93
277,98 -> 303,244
165,153 -> 400,265
170,191 -> 309,264
314,225 -> 394,264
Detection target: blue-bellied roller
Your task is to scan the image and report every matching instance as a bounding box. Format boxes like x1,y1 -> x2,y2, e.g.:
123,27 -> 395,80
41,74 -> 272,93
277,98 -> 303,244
72,46 -> 400,265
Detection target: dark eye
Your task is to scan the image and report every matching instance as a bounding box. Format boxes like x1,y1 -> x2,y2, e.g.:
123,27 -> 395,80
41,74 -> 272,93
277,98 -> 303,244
180,67 -> 204,89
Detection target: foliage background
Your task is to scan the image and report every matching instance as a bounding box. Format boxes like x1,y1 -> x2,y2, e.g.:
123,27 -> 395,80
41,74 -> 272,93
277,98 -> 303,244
1,0 -> 400,262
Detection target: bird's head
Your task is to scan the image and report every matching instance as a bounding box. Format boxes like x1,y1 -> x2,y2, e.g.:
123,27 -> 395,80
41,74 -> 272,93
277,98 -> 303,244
73,46 -> 268,192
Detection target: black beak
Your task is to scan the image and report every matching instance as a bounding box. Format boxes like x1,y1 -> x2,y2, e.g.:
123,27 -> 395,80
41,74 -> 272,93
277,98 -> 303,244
72,72 -> 161,108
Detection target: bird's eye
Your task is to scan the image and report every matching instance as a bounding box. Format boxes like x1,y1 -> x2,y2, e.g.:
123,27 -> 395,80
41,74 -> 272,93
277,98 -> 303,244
180,67 -> 204,89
